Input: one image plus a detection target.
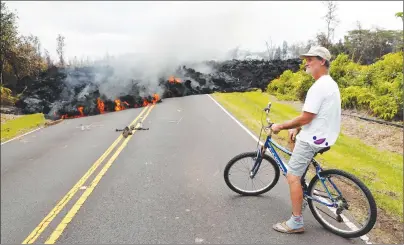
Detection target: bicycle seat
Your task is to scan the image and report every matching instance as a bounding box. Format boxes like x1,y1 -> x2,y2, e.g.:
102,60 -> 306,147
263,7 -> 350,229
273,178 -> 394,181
317,146 -> 331,154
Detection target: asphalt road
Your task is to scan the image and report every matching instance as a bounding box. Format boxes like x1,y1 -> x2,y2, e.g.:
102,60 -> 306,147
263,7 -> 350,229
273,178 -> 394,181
1,94 -> 364,244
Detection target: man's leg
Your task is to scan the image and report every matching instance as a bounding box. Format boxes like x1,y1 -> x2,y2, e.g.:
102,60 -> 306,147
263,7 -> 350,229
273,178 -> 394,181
273,140 -> 317,233
287,173 -> 303,216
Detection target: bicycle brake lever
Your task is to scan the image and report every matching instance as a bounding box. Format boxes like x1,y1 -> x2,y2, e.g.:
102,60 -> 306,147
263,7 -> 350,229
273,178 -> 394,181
263,102 -> 272,113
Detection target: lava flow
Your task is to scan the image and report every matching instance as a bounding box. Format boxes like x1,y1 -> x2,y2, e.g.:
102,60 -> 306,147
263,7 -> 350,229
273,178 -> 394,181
97,98 -> 105,114
60,106 -> 86,119
15,58 -> 301,119
142,98 -> 149,107
168,76 -> 181,84
114,99 -> 131,111
152,94 -> 160,104
57,95 -> 161,120
78,106 -> 84,117
114,99 -> 124,111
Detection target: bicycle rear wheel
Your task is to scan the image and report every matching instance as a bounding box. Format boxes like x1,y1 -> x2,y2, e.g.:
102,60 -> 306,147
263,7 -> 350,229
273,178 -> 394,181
224,152 -> 280,196
307,169 -> 377,238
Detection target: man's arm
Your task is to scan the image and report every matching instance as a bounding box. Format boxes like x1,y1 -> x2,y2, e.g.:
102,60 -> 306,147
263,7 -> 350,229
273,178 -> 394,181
278,111 -> 316,130
272,83 -> 323,133
271,111 -> 316,133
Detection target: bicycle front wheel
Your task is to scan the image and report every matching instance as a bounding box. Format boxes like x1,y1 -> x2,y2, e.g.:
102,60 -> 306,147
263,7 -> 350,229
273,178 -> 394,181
224,152 -> 280,196
307,169 -> 377,238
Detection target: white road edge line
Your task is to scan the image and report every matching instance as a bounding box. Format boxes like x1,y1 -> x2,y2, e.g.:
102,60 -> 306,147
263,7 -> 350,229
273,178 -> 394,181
1,127 -> 43,146
207,94 -> 372,244
206,94 -> 263,146
314,194 -> 372,244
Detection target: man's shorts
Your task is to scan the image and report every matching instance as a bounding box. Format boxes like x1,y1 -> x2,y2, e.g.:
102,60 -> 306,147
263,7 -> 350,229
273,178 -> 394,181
287,139 -> 325,177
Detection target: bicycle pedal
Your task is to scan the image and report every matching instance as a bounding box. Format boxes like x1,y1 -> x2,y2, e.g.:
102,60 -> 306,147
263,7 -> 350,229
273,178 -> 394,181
302,199 -> 308,211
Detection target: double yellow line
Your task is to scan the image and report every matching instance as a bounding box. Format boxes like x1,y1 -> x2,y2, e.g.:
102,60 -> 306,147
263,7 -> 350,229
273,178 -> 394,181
22,105 -> 155,244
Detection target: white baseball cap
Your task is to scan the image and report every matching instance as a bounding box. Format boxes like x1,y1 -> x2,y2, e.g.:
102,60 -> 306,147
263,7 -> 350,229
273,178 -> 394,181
300,46 -> 331,61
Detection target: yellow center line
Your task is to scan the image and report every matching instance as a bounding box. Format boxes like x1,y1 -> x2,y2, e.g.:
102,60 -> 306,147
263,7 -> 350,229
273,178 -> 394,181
22,106 -> 149,244
44,105 -> 155,244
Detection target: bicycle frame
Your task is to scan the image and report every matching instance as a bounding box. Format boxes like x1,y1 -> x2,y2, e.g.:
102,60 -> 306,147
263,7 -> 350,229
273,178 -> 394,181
253,102 -> 342,208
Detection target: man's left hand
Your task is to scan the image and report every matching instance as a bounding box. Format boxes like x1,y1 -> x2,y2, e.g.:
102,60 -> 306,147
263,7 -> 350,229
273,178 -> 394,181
271,124 -> 282,134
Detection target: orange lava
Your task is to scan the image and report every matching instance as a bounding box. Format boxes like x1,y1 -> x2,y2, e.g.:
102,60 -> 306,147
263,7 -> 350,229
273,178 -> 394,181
97,98 -> 105,114
168,75 -> 181,83
114,99 -> 125,111
152,94 -> 160,104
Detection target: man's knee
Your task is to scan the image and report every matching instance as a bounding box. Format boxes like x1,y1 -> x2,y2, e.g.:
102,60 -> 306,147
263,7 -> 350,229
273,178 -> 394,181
287,173 -> 301,185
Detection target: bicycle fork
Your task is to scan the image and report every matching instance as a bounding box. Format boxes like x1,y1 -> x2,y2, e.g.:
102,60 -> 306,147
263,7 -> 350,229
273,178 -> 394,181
250,145 -> 267,179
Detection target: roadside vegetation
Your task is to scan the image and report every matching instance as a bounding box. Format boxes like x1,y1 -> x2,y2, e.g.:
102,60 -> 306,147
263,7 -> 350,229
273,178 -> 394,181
1,113 -> 46,142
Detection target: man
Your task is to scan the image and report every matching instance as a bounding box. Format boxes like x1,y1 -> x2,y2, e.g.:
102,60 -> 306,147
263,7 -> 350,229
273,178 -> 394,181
270,46 -> 341,234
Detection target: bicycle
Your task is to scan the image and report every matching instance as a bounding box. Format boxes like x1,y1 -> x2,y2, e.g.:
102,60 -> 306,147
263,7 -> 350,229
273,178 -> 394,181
223,101 -> 377,239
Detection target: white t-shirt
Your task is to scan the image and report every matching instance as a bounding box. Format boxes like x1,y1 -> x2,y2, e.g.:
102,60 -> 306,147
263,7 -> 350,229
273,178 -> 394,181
296,74 -> 341,147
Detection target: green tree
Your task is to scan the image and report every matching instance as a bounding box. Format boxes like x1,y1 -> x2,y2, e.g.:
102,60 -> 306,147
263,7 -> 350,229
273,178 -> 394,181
0,2 -> 47,90
344,27 -> 403,64
316,32 -> 329,47
56,34 -> 65,67
265,39 -> 275,60
282,41 -> 288,59
12,35 -> 47,79
44,49 -> 52,67
289,42 -> 306,58
322,1 -> 339,48
329,38 -> 347,58
274,46 -> 281,60
395,11 -> 403,21
0,2 -> 19,85
305,39 -> 316,51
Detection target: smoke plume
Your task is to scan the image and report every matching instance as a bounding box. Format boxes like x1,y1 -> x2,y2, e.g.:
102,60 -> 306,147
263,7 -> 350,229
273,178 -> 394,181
59,2 -> 259,100
14,2 -> 302,118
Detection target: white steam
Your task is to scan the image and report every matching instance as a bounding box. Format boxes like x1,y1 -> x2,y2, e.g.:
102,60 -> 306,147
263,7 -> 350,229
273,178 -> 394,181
61,2 -> 258,100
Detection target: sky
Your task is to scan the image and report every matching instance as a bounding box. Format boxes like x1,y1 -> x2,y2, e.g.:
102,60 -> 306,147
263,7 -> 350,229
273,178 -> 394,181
5,1 -> 404,63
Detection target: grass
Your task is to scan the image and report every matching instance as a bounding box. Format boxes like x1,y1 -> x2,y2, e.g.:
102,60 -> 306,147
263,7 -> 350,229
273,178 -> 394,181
213,90 -> 403,222
1,113 -> 46,143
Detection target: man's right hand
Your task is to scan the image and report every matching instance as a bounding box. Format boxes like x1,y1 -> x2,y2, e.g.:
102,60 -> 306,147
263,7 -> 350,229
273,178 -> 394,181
288,128 -> 300,143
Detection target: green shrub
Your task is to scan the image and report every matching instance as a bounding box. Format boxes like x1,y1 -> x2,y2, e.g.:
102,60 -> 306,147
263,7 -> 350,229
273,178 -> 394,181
267,70 -> 297,100
341,86 -> 375,110
294,71 -> 315,101
329,53 -> 351,86
370,95 -> 399,120
366,51 -> 403,120
0,85 -> 17,105
267,70 -> 314,101
368,52 -> 403,84
330,53 -> 365,88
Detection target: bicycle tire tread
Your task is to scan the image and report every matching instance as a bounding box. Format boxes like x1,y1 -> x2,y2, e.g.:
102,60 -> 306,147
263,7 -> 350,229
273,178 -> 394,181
307,169 -> 377,238
224,152 -> 280,196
